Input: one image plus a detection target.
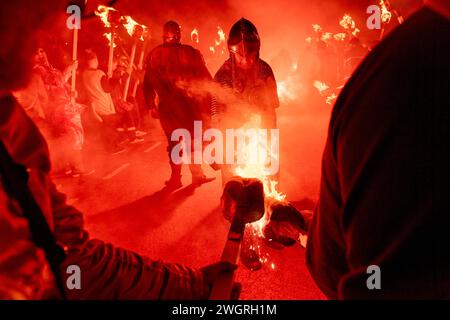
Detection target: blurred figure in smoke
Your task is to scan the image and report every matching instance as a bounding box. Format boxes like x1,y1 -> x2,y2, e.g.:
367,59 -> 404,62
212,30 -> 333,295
213,18 -> 280,184
110,54 -> 145,144
0,1 -> 234,299
306,1 -> 450,299
13,66 -> 49,132
143,20 -> 215,189
81,49 -> 126,155
33,47 -> 91,177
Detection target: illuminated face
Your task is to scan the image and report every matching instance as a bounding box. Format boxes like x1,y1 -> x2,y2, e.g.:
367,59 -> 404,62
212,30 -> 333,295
35,48 -> 49,66
88,56 -> 99,69
230,46 -> 258,70
163,32 -> 180,44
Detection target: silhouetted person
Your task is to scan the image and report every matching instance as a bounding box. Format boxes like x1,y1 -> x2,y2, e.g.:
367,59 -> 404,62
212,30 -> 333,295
306,2 -> 450,299
213,18 -> 280,184
143,21 -> 214,189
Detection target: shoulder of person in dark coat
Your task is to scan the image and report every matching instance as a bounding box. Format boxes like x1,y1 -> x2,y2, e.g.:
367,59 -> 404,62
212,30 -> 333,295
214,59 -> 233,83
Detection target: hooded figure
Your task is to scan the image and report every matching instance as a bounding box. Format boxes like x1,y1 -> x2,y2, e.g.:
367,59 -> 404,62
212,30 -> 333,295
213,18 -> 280,185
143,21 -> 215,188
213,18 -> 279,130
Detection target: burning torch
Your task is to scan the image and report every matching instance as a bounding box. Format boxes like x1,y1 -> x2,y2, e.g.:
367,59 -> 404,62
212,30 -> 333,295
131,26 -> 150,99
122,16 -> 144,102
209,177 -> 265,300
95,5 -> 121,77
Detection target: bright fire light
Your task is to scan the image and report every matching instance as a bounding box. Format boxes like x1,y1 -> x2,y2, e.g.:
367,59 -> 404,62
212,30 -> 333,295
313,80 -> 329,94
191,28 -> 199,43
380,0 -> 392,23
339,14 -> 355,30
95,5 -> 117,28
215,26 -> 226,46
103,33 -> 117,47
233,115 -> 286,239
123,15 -> 141,37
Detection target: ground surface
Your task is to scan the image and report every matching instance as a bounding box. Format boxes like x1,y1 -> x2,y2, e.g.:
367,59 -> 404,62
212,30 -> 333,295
54,101 -> 330,299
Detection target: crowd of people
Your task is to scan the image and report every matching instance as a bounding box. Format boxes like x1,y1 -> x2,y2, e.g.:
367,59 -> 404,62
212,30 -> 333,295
13,44 -> 150,178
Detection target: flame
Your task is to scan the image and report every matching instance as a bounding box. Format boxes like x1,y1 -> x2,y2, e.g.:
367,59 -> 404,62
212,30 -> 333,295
313,80 -> 329,94
321,32 -> 332,42
379,0 -> 392,23
123,15 -> 140,37
191,28 -> 199,44
233,115 -> 285,203
210,26 -> 226,55
305,37 -> 313,44
215,26 -> 226,46
326,93 -> 337,105
312,24 -> 322,33
103,33 -> 117,48
333,33 -> 346,41
140,25 -> 149,41
95,5 -> 117,28
339,14 -> 355,30
232,115 -> 285,246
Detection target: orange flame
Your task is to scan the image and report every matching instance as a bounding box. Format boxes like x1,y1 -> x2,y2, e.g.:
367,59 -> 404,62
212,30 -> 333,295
123,15 -> 140,37
339,14 -> 355,30
379,0 -> 392,23
95,5 -> 117,28
326,93 -> 337,105
321,32 -> 332,42
313,80 -> 329,94
312,24 -> 322,33
103,33 -> 117,48
215,26 -> 226,46
191,28 -> 199,44
333,33 -> 346,41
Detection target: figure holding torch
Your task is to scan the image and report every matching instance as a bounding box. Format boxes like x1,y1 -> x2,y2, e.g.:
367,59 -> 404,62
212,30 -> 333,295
66,4 -> 81,100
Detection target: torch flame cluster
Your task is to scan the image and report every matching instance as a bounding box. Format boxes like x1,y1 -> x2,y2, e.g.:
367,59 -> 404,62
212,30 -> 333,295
95,5 -> 116,28
191,26 -> 227,55
123,15 -> 140,37
191,28 -> 200,44
379,0 -> 392,24
232,115 -> 285,241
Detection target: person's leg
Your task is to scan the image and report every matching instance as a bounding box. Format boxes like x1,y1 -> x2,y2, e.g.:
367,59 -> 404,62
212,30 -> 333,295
101,114 -> 125,154
160,119 -> 182,188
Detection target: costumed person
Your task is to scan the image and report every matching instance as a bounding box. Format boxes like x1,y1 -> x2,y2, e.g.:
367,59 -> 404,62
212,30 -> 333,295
110,54 -> 144,144
213,18 -> 280,185
143,20 -> 215,189
33,47 -> 91,177
81,49 -> 126,155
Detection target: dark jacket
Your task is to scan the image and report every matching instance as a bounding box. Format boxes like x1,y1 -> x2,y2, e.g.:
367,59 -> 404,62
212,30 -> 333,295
306,7 -> 450,299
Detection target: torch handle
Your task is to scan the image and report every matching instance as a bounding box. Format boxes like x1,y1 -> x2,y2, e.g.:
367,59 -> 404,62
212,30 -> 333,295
108,29 -> 115,78
131,42 -> 147,98
209,220 -> 245,300
71,28 -> 78,95
123,42 -> 137,101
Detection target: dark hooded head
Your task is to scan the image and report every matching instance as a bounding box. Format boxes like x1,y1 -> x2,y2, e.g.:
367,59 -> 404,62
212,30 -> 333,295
163,20 -> 181,44
227,18 -> 260,70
